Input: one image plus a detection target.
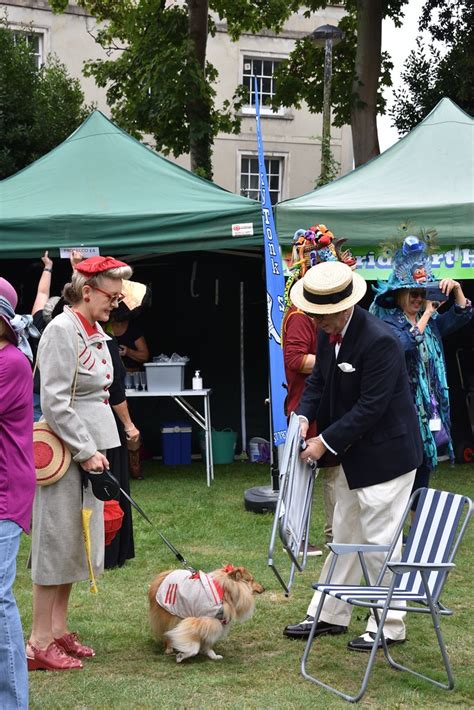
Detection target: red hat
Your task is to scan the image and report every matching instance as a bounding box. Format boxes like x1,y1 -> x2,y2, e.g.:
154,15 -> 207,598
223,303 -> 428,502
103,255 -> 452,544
75,256 -> 128,275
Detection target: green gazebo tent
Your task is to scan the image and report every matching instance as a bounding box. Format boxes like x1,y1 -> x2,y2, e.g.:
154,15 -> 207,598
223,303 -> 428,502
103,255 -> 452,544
275,98 -> 473,250
0,111 -> 263,257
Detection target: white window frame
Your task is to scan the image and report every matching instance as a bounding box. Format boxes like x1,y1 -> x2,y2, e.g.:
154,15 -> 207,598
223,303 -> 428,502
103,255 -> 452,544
238,151 -> 287,205
240,54 -> 286,117
10,26 -> 47,69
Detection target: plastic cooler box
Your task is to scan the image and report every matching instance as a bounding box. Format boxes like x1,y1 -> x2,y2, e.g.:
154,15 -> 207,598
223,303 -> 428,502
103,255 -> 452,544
160,422 -> 192,465
144,362 -> 185,392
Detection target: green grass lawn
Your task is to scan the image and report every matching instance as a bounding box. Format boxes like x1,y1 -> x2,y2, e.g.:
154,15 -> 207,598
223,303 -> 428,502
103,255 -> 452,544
16,461 -> 474,709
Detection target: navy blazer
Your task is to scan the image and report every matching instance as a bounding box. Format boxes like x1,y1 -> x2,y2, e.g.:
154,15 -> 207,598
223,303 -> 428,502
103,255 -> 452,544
297,305 -> 423,489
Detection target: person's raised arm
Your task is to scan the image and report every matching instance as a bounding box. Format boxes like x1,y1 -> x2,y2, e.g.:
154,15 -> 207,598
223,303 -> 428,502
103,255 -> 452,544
31,251 -> 53,315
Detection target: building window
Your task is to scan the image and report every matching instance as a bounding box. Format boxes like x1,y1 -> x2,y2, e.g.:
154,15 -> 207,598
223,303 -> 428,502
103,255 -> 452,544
240,155 -> 282,205
12,32 -> 44,69
242,56 -> 283,114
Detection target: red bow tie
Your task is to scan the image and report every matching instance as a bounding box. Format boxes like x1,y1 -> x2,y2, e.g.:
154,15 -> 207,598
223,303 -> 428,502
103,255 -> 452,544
329,333 -> 343,345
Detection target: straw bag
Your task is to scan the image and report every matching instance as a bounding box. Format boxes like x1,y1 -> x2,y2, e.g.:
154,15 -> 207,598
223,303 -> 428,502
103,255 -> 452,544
33,340 -> 79,486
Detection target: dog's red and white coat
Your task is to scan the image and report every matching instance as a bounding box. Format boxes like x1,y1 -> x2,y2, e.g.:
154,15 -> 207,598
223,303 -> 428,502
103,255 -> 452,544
156,570 -> 224,620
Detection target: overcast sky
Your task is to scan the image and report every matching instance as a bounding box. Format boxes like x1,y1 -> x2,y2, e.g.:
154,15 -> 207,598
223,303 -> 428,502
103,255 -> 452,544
378,0 -> 427,151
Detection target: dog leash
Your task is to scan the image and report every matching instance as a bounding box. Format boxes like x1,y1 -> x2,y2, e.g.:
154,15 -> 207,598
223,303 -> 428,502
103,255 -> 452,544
106,470 -> 198,573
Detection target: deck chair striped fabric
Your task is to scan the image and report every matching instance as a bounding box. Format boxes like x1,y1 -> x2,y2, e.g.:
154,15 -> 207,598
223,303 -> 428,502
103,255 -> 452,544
301,488 -> 473,703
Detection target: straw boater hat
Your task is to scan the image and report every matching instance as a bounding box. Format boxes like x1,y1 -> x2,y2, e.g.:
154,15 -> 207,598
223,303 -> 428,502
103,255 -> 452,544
290,261 -> 367,315
33,424 -> 72,486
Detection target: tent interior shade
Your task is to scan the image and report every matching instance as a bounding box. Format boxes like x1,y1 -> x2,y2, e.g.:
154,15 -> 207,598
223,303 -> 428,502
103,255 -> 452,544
0,111 -> 263,257
275,98 -> 474,246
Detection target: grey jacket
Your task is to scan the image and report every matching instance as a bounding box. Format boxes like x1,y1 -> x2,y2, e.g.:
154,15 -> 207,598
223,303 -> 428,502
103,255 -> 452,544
38,307 -> 120,462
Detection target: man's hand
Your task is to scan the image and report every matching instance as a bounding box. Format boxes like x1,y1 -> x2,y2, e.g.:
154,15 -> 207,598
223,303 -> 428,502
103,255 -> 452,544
298,416 -> 309,438
300,436 -> 327,463
119,345 -> 128,357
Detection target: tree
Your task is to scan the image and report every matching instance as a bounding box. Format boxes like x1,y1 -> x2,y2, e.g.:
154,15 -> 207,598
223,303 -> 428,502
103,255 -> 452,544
272,1 -> 408,169
49,0 -> 297,180
47,1 -> 408,176
390,1 -> 473,135
0,25 -> 88,179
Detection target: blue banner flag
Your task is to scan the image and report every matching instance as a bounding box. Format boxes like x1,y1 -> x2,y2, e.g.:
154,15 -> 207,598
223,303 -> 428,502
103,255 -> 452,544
254,77 -> 287,447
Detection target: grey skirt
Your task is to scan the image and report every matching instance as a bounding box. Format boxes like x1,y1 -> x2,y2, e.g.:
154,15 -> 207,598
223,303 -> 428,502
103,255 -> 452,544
30,460 -> 104,585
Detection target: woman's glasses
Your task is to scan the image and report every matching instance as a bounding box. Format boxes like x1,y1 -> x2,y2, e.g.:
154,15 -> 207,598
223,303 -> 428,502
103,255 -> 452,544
409,290 -> 425,299
88,285 -> 124,306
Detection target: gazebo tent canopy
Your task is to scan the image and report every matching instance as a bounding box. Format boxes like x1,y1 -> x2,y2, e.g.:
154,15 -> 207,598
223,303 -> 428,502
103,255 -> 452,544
275,98 -> 473,247
0,111 -> 263,257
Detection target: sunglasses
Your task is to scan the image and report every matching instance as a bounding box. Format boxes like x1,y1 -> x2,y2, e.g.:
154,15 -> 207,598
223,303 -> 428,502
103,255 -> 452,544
409,290 -> 425,299
88,284 -> 124,306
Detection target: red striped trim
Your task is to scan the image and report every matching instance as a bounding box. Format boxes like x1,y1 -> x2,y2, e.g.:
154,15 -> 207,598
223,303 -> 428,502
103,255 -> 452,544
79,345 -> 87,357
164,585 -> 171,605
88,359 -> 96,371
172,584 -> 177,605
82,351 -> 92,365
212,580 -> 224,602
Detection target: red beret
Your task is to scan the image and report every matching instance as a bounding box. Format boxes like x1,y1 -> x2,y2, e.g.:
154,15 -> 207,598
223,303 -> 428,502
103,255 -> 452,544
75,256 -> 128,275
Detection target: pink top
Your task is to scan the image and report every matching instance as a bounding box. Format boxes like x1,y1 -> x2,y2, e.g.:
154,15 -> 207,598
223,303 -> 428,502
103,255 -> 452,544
0,343 -> 36,533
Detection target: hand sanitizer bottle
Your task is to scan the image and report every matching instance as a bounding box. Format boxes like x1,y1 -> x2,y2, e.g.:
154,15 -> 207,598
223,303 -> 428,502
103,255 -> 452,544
192,370 -> 203,390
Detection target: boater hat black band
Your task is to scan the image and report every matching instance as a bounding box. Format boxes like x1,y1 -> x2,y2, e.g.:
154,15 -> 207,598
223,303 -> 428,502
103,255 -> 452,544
303,280 -> 353,305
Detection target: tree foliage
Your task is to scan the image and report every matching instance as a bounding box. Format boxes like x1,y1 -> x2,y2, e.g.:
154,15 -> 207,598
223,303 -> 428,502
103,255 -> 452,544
272,1 -> 408,168
0,24 -> 88,179
48,0 -> 302,179
390,1 -> 473,135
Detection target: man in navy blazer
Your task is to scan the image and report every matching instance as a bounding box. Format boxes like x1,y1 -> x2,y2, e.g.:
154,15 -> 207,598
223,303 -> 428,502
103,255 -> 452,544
283,261 -> 422,652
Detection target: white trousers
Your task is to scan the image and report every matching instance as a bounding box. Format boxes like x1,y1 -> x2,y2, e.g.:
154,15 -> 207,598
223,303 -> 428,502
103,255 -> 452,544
307,466 -> 416,640
322,466 -> 338,542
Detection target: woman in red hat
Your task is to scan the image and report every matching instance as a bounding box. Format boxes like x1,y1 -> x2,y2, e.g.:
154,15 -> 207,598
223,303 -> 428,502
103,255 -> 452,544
27,256 -> 132,671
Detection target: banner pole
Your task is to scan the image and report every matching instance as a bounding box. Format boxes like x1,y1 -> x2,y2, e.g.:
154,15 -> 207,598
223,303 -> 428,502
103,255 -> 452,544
244,75 -> 287,512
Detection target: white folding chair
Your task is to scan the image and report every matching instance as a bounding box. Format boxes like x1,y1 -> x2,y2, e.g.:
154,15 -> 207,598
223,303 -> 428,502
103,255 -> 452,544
268,413 -> 318,595
301,487 -> 473,703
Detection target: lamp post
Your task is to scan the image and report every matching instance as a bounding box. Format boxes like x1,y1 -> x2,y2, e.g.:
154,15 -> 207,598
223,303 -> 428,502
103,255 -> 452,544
310,24 -> 344,183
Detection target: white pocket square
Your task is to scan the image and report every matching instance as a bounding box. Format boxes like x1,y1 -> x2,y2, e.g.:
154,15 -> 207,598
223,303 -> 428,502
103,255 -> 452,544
338,362 -> 356,373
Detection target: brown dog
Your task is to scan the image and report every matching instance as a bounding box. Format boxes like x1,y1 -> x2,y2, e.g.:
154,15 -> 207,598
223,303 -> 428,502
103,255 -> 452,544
148,565 -> 264,662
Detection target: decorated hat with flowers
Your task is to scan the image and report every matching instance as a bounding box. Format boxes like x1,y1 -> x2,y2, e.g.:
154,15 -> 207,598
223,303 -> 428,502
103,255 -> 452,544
372,228 -> 437,310
284,223 -> 357,308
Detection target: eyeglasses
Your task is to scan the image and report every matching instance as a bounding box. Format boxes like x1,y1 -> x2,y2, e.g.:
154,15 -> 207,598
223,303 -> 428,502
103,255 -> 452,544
88,285 -> 124,306
409,290 -> 425,299
305,312 -> 330,321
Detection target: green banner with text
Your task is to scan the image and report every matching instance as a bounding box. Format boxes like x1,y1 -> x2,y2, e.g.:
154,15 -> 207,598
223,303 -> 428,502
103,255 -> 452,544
283,246 -> 474,280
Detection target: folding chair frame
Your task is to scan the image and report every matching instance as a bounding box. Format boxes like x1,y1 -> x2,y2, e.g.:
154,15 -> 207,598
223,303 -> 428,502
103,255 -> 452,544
300,488 -> 473,703
268,414 -> 317,595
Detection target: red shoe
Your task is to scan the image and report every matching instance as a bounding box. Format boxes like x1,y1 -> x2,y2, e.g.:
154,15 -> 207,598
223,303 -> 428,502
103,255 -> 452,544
27,641 -> 83,671
55,632 -> 95,658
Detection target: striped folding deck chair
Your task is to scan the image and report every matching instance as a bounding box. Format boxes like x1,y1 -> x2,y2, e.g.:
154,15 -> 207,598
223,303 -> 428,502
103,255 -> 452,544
301,487 -> 473,703
268,413 -> 318,595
